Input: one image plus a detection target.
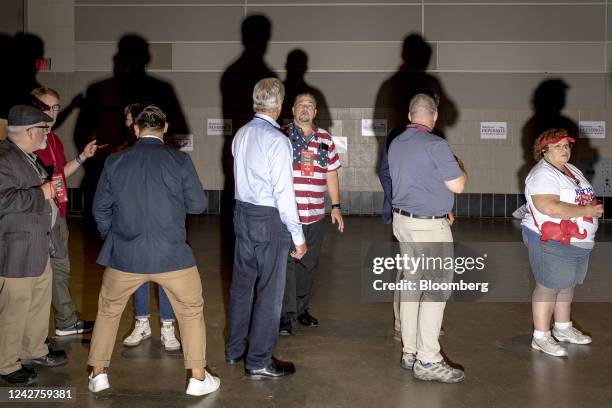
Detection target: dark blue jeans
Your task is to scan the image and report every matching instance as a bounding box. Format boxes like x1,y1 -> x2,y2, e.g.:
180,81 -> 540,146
134,282 -> 174,322
226,201 -> 292,370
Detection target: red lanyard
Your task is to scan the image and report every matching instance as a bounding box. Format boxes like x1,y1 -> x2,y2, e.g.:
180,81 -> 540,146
47,134 -> 58,168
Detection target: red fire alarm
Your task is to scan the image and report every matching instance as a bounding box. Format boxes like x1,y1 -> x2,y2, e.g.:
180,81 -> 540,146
35,58 -> 51,71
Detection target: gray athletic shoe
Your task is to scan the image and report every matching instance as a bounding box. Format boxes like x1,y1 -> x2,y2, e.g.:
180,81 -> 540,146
413,359 -> 465,383
531,334 -> 568,357
400,353 -> 417,370
552,326 -> 592,345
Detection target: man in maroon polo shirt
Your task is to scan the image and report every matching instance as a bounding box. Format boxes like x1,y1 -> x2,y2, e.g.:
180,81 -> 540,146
33,87 -> 98,336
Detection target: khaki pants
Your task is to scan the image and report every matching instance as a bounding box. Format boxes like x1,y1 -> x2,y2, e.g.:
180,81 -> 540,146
392,214 -> 453,364
0,260 -> 52,374
87,266 -> 206,370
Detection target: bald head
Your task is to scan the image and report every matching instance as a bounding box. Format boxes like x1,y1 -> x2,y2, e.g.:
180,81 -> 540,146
408,93 -> 438,127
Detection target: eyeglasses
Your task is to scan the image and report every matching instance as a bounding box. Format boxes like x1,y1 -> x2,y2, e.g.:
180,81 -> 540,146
548,143 -> 572,151
46,104 -> 61,112
28,125 -> 50,130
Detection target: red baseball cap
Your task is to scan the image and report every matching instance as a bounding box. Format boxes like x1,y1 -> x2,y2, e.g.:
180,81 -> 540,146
538,129 -> 575,149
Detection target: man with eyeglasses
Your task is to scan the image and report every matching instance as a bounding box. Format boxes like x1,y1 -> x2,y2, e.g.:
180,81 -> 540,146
32,87 -> 98,337
0,105 -> 68,386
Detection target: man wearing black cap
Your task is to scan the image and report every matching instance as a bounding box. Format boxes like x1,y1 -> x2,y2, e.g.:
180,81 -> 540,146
0,105 -> 67,386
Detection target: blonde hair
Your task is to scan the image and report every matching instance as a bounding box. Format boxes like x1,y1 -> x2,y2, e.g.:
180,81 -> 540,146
31,87 -> 60,99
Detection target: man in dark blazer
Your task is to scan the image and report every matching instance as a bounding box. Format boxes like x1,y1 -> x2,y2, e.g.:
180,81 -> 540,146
86,105 -> 220,397
0,105 -> 68,386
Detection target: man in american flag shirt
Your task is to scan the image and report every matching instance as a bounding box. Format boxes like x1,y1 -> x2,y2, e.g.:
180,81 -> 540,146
279,93 -> 344,335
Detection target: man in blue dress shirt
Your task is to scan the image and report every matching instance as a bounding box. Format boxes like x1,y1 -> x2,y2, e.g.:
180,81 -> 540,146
226,78 -> 307,379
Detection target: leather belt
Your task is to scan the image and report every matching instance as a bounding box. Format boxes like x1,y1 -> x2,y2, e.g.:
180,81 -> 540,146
393,208 -> 447,220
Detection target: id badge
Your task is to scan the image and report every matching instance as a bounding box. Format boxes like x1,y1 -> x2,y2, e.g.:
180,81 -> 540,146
52,173 -> 68,204
300,149 -> 315,177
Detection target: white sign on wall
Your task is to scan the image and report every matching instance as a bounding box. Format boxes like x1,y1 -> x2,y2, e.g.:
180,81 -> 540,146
579,121 -> 605,139
480,122 -> 507,139
173,134 -> 193,151
207,119 -> 232,136
332,136 -> 348,154
361,119 -> 387,137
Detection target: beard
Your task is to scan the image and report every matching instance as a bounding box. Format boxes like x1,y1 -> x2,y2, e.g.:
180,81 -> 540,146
298,114 -> 312,124
38,135 -> 48,150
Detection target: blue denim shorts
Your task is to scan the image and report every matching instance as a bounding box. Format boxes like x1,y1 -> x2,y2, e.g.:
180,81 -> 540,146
522,226 -> 590,290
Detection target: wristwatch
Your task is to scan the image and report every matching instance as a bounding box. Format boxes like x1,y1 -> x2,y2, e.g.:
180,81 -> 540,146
331,203 -> 341,210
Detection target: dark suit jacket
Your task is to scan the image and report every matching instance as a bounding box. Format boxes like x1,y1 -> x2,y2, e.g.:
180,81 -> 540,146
0,140 -> 54,278
93,137 -> 206,273
378,126 -> 406,224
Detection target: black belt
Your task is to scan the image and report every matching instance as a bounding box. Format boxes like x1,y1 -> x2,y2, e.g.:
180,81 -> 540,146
393,208 -> 447,219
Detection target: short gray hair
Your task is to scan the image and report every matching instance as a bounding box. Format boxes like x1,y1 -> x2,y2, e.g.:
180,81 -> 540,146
253,78 -> 284,112
409,93 -> 437,118
6,125 -> 27,134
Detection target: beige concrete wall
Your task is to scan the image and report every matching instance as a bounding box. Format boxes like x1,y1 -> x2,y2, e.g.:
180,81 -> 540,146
27,1 -> 612,193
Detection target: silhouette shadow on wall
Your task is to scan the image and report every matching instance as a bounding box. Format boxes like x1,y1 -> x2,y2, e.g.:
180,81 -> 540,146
374,34 -> 458,140
281,49 -> 333,130
0,32 -> 44,119
73,34 -> 189,228
518,79 -> 598,191
218,14 -> 277,324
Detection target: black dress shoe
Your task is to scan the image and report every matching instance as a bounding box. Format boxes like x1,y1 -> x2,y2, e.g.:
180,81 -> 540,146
297,310 -> 319,327
0,368 -> 37,385
21,350 -> 67,367
279,321 -> 293,336
245,358 -> 295,380
225,353 -> 245,365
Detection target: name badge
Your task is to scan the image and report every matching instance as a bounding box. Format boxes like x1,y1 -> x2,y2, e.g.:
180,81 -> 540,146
52,173 -> 68,204
300,149 -> 315,176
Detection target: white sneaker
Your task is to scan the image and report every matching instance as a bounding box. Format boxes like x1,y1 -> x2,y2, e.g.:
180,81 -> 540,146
400,353 -> 417,370
531,334 -> 568,357
553,326 -> 592,345
413,359 -> 465,383
88,372 -> 110,393
161,323 -> 181,351
185,372 -> 220,396
123,319 -> 151,347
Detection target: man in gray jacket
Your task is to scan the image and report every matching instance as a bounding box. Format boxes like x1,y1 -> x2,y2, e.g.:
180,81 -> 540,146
0,105 -> 67,386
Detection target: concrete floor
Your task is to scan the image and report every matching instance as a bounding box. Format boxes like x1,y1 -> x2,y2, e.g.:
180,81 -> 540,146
4,216 -> 612,408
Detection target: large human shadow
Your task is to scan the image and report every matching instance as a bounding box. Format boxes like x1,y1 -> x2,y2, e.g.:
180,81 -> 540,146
219,15 -> 276,327
0,32 -> 44,120
73,34 -> 189,229
281,49 -> 333,130
374,34 -> 458,219
518,79 -> 598,192
374,34 -> 458,139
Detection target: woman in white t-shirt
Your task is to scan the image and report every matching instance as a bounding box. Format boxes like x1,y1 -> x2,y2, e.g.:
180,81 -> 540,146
522,128 -> 603,358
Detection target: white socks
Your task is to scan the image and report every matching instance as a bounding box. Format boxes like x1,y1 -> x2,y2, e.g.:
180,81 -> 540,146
554,321 -> 572,330
533,330 -> 550,339
534,322 -> 572,338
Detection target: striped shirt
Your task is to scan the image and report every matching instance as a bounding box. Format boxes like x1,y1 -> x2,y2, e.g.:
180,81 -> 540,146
285,123 -> 341,224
